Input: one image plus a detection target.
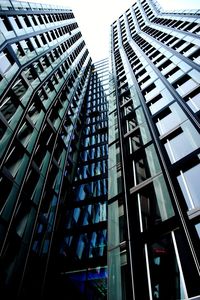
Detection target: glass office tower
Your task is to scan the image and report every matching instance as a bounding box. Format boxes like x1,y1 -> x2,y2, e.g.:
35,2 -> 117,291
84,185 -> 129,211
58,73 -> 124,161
108,0 -> 200,299
47,58 -> 109,299
0,0 -> 93,298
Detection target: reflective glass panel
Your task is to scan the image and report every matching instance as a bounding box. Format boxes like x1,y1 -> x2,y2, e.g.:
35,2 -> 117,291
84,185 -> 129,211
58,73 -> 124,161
177,163 -> 200,210
147,233 -> 187,300
164,121 -> 200,163
138,175 -> 174,231
156,103 -> 186,136
134,144 -> 161,184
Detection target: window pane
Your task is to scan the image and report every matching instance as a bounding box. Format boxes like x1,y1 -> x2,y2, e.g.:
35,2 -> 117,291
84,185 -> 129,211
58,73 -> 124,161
156,103 -> 186,136
145,144 -> 161,176
108,166 -> 122,199
134,144 -> 161,184
12,78 -> 28,99
0,50 -> 14,74
147,233 -> 187,300
176,78 -> 198,96
17,121 -> 33,147
5,144 -> 25,177
177,164 -> 200,210
108,201 -> 122,300
153,175 -> 175,221
138,175 -> 174,231
129,123 -> 151,153
195,223 -> 200,238
187,93 -> 200,112
0,94 -> 20,122
149,89 -> 174,115
164,121 -> 200,163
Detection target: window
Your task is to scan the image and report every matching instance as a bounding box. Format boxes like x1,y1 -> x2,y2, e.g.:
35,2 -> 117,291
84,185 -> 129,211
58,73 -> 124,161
171,39 -> 185,50
164,121 -> 200,163
137,175 -> 174,231
45,32 -> 52,42
143,80 -> 164,102
23,15 -> 31,27
22,167 -> 40,198
148,91 -> 174,115
133,144 -> 161,184
179,43 -> 194,55
0,93 -> 21,122
43,15 -> 49,23
27,100 -> 43,125
0,119 -> 7,140
11,42 -> 25,59
17,120 -> 33,147
156,103 -> 186,136
184,87 -> 200,113
5,143 -> 25,177
13,16 -> 23,29
1,16 -> 12,31
189,48 -> 200,64
25,39 -> 34,52
129,123 -> 151,154
195,223 -> 200,238
0,175 -> 13,211
39,34 -> 47,46
147,233 -> 188,300
33,61 -> 43,75
158,59 -> 172,71
44,81 -> 54,94
37,15 -> 44,24
37,88 -> 48,104
32,15 -> 38,26
165,66 -> 180,79
33,143 -> 46,169
19,39 -> 34,55
177,163 -> 200,210
177,78 -> 198,96
174,75 -> 198,97
23,67 -> 37,84
48,108 -> 60,127
0,49 -> 14,74
12,77 -> 28,99
32,36 -> 41,48
47,52 -> 55,64
40,56 -> 50,69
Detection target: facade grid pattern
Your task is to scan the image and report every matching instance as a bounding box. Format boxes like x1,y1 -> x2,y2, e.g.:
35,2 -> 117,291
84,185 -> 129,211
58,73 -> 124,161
108,0 -> 200,299
0,1 -> 92,298
0,0 -> 200,299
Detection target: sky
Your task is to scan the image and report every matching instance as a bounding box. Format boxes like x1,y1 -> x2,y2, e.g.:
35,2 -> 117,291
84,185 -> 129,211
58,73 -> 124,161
20,0 -> 200,62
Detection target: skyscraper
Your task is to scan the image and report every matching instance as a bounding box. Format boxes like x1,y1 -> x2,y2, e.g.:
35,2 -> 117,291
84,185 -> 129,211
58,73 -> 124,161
48,58 -> 109,299
108,0 -> 200,299
0,0 -> 93,297
0,0 -> 200,299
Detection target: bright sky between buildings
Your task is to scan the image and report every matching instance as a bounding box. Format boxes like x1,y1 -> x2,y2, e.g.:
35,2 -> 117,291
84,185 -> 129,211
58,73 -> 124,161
20,0 -> 200,62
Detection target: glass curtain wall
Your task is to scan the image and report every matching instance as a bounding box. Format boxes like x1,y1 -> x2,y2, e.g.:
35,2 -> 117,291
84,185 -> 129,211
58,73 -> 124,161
109,0 -> 200,299
51,59 -> 109,300
0,1 -> 92,298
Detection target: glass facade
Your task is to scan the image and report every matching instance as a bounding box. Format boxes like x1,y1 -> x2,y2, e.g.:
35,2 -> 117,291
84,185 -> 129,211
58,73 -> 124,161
0,0 -> 200,299
109,0 -> 200,299
52,58 -> 108,299
0,1 -> 93,298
